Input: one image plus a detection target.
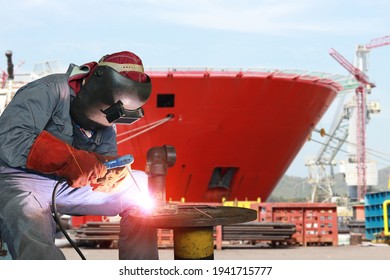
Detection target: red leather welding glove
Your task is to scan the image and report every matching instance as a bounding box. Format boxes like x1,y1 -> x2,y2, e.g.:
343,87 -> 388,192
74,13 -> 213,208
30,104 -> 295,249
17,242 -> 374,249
90,155 -> 128,193
26,130 -> 107,188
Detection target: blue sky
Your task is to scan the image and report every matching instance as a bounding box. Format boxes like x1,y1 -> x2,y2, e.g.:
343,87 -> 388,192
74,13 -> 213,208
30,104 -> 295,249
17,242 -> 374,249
1,0 -> 390,178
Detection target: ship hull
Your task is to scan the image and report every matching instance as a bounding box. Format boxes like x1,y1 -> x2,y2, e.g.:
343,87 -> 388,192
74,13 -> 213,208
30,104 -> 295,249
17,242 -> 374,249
117,69 -> 339,202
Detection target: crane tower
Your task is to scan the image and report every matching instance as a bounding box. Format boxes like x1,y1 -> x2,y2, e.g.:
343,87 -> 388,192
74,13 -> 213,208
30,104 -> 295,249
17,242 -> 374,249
307,35 -> 390,202
329,47 -> 374,201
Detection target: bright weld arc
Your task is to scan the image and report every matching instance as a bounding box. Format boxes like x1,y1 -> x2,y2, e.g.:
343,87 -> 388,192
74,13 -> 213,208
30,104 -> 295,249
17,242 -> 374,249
126,165 -> 156,214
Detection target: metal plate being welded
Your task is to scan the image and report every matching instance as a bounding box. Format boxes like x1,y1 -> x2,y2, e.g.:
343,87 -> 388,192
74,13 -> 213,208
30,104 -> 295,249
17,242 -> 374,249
129,205 -> 257,228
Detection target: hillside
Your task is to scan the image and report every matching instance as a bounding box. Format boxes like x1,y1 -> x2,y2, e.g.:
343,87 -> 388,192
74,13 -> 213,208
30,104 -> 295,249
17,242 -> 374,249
267,166 -> 390,202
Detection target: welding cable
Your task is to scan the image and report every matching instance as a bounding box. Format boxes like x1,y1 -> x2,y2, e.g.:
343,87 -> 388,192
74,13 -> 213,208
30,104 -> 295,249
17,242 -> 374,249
52,179 -> 86,260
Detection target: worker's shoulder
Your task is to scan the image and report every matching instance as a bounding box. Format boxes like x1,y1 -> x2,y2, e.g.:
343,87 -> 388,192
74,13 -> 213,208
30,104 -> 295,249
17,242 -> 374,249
19,72 -> 68,91
13,73 -> 71,105
32,63 -> 75,86
38,72 -> 69,85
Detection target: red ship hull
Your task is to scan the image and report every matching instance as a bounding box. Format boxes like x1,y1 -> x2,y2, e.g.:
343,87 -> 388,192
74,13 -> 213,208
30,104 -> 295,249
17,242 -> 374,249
117,69 -> 340,203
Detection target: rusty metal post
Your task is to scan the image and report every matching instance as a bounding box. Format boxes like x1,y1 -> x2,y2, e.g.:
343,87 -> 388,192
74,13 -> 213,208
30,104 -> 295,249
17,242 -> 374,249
145,145 -> 178,215
5,51 -> 14,80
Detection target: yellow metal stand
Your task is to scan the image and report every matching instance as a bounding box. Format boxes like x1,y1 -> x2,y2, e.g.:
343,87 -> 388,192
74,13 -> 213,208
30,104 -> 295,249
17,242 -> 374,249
130,206 -> 257,260
174,227 -> 214,260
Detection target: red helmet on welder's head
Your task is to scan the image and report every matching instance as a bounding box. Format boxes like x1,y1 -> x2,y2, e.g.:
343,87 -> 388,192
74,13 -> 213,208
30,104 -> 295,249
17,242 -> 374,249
70,51 -> 152,130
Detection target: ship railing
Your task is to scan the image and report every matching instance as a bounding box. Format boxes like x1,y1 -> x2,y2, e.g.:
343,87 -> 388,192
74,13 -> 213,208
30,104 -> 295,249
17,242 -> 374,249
145,67 -> 356,92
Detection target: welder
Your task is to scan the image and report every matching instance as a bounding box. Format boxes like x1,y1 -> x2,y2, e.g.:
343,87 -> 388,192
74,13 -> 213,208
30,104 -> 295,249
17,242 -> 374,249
0,51 -> 158,260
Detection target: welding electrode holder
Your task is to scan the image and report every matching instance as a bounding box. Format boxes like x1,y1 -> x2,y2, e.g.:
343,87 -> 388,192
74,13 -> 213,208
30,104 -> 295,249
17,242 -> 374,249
103,154 -> 134,169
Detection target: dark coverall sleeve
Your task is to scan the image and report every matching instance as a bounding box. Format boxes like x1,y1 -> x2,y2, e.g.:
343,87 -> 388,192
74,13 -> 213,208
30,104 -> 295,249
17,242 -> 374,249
0,80 -> 61,168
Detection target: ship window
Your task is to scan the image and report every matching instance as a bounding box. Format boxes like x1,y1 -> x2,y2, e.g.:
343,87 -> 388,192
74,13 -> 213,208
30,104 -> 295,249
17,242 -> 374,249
157,93 -> 175,108
208,167 -> 238,189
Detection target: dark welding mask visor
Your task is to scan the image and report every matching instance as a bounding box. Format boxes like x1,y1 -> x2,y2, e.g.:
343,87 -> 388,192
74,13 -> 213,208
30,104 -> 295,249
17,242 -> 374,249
101,100 -> 144,125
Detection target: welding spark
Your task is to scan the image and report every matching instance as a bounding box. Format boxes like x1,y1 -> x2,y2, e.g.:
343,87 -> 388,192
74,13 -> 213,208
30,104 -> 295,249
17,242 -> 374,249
137,192 -> 155,214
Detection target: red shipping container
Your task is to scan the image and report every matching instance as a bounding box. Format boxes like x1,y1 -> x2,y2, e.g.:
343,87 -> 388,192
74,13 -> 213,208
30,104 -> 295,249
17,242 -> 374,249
252,202 -> 338,246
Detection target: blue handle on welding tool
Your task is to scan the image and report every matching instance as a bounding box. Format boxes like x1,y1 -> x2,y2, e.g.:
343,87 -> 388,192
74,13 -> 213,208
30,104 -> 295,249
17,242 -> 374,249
103,154 -> 134,170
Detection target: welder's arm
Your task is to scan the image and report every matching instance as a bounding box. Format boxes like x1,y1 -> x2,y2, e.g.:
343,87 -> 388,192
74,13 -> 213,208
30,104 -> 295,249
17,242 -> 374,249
26,130 -> 107,188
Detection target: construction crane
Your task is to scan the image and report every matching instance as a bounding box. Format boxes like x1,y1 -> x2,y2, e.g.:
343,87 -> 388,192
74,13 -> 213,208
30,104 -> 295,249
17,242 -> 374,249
331,35 -> 390,201
307,35 -> 389,202
366,35 -> 390,49
329,47 -> 374,201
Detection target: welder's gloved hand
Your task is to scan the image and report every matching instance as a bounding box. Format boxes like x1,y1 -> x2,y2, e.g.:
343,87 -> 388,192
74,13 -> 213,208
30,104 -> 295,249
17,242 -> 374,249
26,130 -> 107,188
90,166 -> 128,193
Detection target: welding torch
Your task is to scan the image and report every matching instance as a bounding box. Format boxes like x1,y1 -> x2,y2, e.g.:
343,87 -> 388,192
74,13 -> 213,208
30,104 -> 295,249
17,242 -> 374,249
103,154 -> 134,169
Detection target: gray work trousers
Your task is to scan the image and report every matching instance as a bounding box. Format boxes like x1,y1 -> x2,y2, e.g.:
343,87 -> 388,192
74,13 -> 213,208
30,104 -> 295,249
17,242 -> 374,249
0,166 -> 158,260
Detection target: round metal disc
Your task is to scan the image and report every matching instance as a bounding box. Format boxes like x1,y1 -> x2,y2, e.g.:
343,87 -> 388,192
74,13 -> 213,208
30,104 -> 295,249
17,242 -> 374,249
129,205 -> 257,228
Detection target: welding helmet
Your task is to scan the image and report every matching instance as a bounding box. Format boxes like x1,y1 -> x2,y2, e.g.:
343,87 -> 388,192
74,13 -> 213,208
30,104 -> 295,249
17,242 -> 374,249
70,51 -> 151,130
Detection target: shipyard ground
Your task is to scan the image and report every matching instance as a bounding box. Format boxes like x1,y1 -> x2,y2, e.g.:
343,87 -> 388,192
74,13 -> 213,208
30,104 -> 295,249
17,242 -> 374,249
60,243 -> 390,260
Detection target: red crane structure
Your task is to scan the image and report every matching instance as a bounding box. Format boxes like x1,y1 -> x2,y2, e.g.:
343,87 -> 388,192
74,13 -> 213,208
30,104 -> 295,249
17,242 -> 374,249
329,35 -> 390,201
